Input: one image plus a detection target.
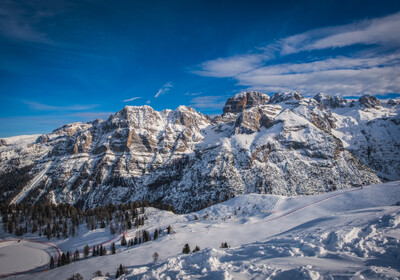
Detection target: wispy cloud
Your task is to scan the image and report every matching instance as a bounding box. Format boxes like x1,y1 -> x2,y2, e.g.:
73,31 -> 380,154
192,55 -> 266,78
189,95 -> 227,110
0,1 -> 63,44
193,11 -> 400,96
154,82 -> 173,98
185,92 -> 202,96
23,100 -> 99,111
279,12 -> 400,55
123,97 -> 141,102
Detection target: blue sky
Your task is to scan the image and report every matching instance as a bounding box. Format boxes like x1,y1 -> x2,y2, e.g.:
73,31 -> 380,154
1,0 -> 400,137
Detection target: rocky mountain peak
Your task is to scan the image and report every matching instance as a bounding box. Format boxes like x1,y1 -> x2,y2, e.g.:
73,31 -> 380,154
387,99 -> 400,107
222,91 -> 270,114
359,95 -> 381,108
314,93 -> 347,108
269,91 -> 304,104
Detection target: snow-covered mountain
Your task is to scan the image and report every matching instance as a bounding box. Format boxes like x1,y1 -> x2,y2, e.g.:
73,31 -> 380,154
0,92 -> 399,212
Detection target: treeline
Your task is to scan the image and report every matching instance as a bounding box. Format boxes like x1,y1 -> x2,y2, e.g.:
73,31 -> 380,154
49,225 -> 173,272
0,201 -> 175,239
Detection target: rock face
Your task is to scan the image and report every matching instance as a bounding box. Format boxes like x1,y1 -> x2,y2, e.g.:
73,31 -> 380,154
223,91 -> 270,114
314,93 -> 347,108
0,92 -> 398,213
269,91 -> 303,104
359,95 -> 381,108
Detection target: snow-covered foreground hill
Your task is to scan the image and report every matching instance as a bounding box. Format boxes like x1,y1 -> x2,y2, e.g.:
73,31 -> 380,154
3,181 -> 398,280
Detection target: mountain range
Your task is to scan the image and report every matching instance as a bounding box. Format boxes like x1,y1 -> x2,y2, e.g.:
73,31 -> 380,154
0,92 -> 399,213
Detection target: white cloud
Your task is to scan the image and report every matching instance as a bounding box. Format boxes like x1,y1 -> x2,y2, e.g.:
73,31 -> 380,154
279,11 -> 400,54
192,11 -> 400,97
22,100 -> 99,111
155,82 -> 173,98
192,54 -> 266,78
123,97 -> 141,102
239,66 -> 400,96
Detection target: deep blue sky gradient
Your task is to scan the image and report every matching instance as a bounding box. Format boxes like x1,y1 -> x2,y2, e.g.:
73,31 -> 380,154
1,0 -> 399,136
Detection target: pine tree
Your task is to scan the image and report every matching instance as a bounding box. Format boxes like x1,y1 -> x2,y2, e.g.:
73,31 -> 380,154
92,246 -> 96,257
182,243 -> 190,254
84,245 -> 90,258
153,229 -> 159,240
46,223 -> 51,240
193,245 -> 200,252
121,234 -> 127,246
50,256 -> 55,269
220,242 -> 228,248
74,249 -> 80,261
115,264 -> 126,278
66,251 -> 71,264
111,242 -> 116,254
67,273 -> 83,280
60,253 -> 67,266
62,221 -> 68,238
167,225 -> 172,234
152,252 -> 159,262
143,230 -> 151,242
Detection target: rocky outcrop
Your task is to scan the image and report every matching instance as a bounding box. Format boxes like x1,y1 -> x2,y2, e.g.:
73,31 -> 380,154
223,91 -> 270,114
314,93 -> 347,108
269,91 -> 303,104
359,95 -> 381,108
387,99 -> 400,107
234,105 -> 282,134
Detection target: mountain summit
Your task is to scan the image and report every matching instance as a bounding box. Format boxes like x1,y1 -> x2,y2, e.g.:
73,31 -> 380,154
0,93 -> 399,212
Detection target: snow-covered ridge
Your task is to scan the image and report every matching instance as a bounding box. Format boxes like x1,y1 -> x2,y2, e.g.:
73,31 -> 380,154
0,92 -> 399,212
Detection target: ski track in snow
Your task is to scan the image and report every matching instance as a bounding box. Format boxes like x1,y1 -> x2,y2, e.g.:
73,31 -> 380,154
10,165 -> 49,205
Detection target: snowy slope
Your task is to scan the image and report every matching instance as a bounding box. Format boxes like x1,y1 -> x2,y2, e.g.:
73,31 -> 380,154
3,181 -> 398,280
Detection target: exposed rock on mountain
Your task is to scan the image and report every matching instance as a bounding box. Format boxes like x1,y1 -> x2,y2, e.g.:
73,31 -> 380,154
359,95 -> 381,108
314,93 -> 347,108
387,99 -> 400,106
0,92 -> 398,212
222,91 -> 270,114
269,91 -> 303,104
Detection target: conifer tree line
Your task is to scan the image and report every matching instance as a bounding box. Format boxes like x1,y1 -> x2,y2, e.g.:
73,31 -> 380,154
0,200 -> 175,238
47,225 -> 173,270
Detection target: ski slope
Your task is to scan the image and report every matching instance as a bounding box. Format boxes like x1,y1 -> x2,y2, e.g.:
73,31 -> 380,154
3,181 -> 400,279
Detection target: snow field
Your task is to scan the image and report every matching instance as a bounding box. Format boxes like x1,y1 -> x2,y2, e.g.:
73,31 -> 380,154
6,181 -> 400,280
